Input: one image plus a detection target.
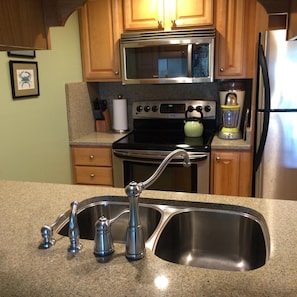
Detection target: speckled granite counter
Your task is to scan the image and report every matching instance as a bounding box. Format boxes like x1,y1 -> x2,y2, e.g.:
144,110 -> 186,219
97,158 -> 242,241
70,132 -> 251,151
70,131 -> 128,146
211,135 -> 251,150
0,180 -> 296,297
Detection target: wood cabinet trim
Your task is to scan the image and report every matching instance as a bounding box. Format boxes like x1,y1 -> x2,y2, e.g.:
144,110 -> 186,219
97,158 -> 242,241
42,0 -> 87,27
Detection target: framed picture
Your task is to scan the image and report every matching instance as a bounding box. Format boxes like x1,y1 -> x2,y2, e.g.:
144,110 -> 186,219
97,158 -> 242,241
7,50 -> 36,58
9,61 -> 40,99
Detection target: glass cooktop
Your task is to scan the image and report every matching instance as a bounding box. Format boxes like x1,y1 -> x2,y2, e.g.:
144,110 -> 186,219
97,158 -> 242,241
112,129 -> 215,152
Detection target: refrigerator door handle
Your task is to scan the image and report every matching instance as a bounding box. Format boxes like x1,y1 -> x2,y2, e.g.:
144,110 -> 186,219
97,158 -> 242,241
254,43 -> 271,171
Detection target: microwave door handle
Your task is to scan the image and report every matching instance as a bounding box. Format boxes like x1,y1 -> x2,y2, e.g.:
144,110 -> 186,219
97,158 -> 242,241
187,44 -> 192,77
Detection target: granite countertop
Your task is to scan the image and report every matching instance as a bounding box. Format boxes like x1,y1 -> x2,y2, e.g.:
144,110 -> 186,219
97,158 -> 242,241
0,180 -> 296,296
70,131 -> 251,151
70,131 -> 128,146
211,135 -> 251,150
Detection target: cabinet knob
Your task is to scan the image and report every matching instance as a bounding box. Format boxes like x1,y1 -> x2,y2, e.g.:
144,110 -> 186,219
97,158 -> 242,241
114,71 -> 119,75
216,156 -> 221,161
89,155 -> 94,160
219,68 -> 224,72
90,173 -> 95,178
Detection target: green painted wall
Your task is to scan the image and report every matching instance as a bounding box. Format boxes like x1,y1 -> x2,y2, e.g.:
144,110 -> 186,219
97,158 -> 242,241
0,12 -> 82,184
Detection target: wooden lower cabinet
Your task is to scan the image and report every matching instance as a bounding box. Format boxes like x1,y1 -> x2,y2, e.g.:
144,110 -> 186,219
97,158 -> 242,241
71,146 -> 113,186
211,150 -> 252,197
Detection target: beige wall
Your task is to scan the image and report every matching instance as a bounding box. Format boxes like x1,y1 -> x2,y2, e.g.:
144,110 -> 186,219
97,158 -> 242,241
0,12 -> 82,184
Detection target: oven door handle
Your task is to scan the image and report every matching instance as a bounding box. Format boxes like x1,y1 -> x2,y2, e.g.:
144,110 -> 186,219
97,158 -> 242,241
113,150 -> 208,162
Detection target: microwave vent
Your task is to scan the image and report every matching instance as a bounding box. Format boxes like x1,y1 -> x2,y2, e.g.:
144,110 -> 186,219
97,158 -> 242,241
120,28 -> 216,42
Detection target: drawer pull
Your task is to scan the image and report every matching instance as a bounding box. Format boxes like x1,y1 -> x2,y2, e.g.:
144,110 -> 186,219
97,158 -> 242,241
89,155 -> 94,160
90,173 -> 95,178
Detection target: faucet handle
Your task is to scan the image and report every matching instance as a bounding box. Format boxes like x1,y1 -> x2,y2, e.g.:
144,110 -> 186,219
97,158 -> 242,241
94,216 -> 114,257
94,209 -> 129,258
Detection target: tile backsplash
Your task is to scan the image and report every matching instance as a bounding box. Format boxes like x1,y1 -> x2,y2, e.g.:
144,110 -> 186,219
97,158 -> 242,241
98,82 -> 220,130
65,80 -> 252,140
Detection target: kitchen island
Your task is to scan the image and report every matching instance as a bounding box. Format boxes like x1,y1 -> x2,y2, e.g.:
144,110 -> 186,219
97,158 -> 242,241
0,180 -> 296,296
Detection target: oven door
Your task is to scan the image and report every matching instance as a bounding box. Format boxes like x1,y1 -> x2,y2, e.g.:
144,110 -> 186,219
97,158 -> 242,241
112,149 -> 210,194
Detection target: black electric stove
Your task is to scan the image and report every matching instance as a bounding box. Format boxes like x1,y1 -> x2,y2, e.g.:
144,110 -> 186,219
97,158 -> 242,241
113,100 -> 218,153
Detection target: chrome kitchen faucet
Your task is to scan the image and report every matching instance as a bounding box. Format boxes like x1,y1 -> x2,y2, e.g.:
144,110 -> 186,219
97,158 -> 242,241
94,149 -> 191,261
39,149 -> 191,260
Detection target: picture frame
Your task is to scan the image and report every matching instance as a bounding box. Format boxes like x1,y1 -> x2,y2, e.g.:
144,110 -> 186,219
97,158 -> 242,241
7,50 -> 36,58
9,61 -> 40,99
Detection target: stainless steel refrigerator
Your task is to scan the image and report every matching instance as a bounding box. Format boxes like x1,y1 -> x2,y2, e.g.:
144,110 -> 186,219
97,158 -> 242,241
253,29 -> 297,201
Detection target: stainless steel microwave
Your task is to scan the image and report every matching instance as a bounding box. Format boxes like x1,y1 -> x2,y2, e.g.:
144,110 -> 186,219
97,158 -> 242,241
120,28 -> 215,85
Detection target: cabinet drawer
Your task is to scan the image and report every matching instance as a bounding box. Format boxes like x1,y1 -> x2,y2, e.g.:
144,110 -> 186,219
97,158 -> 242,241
72,147 -> 112,166
74,166 -> 113,186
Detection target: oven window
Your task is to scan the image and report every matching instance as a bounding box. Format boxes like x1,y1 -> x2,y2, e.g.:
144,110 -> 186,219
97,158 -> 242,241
123,161 -> 197,193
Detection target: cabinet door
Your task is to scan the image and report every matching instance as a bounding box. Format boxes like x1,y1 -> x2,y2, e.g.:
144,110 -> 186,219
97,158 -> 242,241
211,150 -> 252,197
123,0 -> 162,30
171,0 -> 213,28
78,0 -> 123,81
123,0 -> 213,31
215,0 -> 256,78
211,151 -> 240,196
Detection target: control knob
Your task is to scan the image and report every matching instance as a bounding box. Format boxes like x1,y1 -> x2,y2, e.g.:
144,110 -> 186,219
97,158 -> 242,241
196,105 -> 203,112
136,105 -> 143,112
204,105 -> 211,112
144,105 -> 150,112
152,105 -> 158,112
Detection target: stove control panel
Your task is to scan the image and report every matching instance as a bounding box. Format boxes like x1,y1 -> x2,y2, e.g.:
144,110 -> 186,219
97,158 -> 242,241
133,100 -> 216,119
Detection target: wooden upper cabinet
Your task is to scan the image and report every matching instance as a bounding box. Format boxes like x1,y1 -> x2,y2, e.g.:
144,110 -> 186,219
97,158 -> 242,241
123,0 -> 161,30
0,0 -> 86,51
78,0 -> 123,81
123,0 -> 214,31
0,0 -> 48,50
172,0 -> 214,28
215,0 -> 257,78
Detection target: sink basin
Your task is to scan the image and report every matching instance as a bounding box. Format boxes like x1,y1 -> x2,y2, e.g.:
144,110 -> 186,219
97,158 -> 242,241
46,196 -> 269,272
153,207 -> 269,271
57,197 -> 162,243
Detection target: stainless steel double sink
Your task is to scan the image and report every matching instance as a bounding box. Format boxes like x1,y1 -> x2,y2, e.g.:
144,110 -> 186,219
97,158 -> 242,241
55,196 -> 270,272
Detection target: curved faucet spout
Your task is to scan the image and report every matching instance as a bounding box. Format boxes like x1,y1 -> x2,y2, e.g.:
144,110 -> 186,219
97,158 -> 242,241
139,149 -> 191,191
124,149 -> 191,261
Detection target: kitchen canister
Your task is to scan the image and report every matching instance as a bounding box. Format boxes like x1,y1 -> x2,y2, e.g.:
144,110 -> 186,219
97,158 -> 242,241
112,95 -> 128,132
